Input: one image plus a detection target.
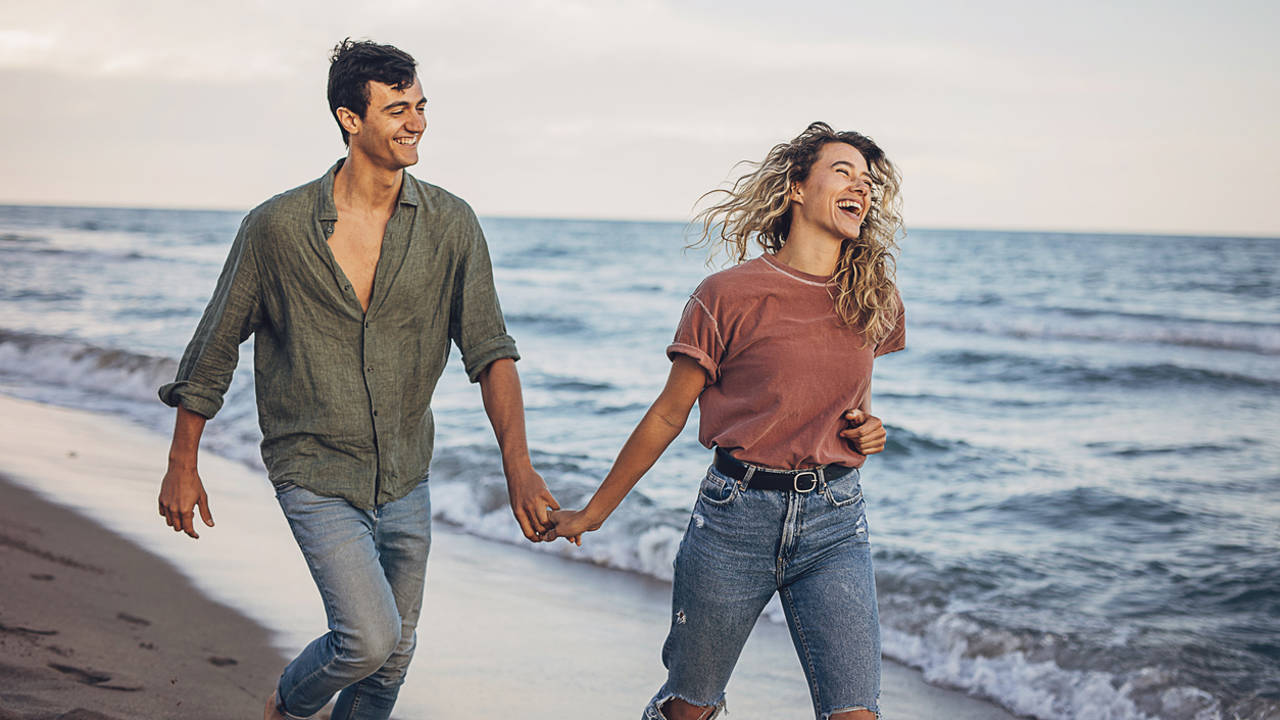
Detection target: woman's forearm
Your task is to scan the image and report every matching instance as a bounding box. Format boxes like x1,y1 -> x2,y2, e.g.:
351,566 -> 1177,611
583,406 -> 688,525
581,355 -> 707,529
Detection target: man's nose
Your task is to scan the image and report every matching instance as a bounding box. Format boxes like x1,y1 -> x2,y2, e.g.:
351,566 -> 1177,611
406,111 -> 426,133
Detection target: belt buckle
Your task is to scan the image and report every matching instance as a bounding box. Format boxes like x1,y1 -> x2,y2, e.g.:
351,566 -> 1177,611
792,471 -> 818,493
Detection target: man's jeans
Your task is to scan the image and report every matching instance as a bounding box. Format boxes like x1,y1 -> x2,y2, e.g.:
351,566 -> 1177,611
273,478 -> 431,720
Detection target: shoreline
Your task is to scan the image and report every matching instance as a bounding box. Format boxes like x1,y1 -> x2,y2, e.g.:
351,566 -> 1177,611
0,392 -> 1018,719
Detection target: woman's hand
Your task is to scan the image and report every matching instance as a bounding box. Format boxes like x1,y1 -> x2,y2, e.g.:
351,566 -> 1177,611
840,409 -> 886,455
544,508 -> 600,546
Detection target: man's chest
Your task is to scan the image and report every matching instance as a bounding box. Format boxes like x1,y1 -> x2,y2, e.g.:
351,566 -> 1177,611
257,223 -> 456,328
328,215 -> 388,312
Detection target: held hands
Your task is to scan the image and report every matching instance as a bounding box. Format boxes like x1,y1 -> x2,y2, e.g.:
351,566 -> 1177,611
504,464 -> 563,543
542,508 -> 597,546
840,409 -> 887,455
157,462 -> 214,539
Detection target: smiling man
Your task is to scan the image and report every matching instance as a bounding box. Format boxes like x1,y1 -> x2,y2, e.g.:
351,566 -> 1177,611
155,39 -> 559,720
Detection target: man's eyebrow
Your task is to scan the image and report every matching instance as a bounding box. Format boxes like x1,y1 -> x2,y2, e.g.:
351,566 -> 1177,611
381,98 -> 427,111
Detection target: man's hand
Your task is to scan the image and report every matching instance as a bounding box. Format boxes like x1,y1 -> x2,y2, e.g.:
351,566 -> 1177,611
543,508 -> 596,546
158,463 -> 214,539
505,464 -> 559,542
840,409 -> 887,455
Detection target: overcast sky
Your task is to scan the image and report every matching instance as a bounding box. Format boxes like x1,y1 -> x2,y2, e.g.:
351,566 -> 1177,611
1,0 -> 1276,235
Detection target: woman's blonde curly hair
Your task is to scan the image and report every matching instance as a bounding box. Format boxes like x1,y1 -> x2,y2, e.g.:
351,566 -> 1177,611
693,122 -> 904,345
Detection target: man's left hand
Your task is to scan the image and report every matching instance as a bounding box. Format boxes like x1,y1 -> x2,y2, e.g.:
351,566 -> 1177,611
506,465 -> 559,542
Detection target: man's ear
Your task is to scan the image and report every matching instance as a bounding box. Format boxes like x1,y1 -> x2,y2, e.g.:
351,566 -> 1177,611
336,107 -> 362,138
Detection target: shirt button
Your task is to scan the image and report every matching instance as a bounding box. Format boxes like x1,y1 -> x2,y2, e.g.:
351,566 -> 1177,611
367,366 -> 373,373
365,321 -> 370,329
373,410 -> 379,417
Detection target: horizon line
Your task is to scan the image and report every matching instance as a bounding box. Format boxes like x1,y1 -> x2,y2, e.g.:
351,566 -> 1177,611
1,200 -> 1277,242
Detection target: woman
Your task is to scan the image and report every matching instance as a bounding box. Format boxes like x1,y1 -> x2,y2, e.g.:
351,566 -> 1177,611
547,122 -> 905,720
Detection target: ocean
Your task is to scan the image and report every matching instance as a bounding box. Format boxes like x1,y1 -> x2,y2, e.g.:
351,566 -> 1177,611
0,204 -> 1276,719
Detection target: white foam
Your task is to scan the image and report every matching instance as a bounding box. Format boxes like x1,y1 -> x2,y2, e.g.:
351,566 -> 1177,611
880,615 -> 1224,720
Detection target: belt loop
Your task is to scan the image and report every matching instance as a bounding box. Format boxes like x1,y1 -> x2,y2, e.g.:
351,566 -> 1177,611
741,465 -> 755,490
817,465 -> 827,490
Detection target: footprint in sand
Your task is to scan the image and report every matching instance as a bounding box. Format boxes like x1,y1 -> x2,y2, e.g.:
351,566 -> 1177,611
0,621 -> 58,636
48,663 -> 142,692
115,612 -> 150,626
48,710 -> 120,720
207,656 -> 238,667
30,573 -> 55,581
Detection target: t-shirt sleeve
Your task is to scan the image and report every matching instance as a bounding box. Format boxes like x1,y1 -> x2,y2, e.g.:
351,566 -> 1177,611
666,291 -> 725,383
874,289 -> 906,357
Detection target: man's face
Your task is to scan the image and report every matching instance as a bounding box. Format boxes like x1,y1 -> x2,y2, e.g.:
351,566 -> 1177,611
349,76 -> 427,170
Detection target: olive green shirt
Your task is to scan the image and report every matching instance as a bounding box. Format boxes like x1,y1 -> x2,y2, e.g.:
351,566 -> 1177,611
159,160 -> 519,509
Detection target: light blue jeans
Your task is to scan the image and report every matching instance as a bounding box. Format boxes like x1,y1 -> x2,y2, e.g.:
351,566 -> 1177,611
273,478 -> 431,720
644,463 -> 881,720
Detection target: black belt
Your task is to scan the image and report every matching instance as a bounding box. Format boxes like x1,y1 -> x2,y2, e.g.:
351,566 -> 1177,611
713,447 -> 854,493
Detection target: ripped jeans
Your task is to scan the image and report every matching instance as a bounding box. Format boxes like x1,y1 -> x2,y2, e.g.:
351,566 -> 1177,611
643,464 -> 880,720
272,478 -> 431,720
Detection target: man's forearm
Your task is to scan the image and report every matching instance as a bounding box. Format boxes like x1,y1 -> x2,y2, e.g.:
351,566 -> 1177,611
168,406 -> 208,469
477,358 -> 532,469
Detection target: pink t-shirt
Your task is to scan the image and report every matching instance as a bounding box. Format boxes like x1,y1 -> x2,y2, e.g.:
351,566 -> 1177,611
667,254 -> 905,470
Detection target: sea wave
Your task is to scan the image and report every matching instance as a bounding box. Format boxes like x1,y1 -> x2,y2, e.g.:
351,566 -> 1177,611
915,312 -> 1280,355
0,329 -> 177,404
880,614 -> 1230,720
929,349 -> 1280,390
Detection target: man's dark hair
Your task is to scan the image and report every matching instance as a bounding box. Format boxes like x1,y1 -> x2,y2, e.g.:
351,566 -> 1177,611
327,38 -> 417,146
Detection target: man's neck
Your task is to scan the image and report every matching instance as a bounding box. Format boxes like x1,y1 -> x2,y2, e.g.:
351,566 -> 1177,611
333,153 -> 404,216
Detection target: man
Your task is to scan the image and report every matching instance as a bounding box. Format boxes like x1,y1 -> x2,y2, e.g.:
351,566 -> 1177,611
157,39 -> 559,720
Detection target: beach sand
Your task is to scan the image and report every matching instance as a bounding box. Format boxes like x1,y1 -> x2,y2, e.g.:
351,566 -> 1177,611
0,473 -> 288,720
0,393 -> 1016,719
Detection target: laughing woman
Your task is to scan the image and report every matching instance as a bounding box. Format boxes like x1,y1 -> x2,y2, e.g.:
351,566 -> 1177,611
547,122 -> 906,720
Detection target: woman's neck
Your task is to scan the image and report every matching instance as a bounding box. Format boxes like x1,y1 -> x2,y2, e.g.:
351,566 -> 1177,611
775,224 -> 841,276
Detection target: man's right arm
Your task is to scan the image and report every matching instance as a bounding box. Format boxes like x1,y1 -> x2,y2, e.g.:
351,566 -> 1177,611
159,406 -> 215,538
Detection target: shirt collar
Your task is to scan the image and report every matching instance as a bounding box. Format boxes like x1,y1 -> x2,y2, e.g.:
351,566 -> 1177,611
317,158 -> 421,222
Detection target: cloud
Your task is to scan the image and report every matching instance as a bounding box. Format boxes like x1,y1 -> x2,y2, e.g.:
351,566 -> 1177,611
0,0 -> 1277,234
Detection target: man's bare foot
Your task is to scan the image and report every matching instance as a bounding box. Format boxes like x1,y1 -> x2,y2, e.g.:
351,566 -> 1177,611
264,690 -> 286,720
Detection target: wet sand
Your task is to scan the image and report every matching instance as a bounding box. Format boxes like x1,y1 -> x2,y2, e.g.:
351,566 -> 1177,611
0,473 -> 288,720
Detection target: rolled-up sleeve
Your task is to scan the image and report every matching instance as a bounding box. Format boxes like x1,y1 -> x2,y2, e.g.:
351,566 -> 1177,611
449,211 -> 519,382
158,214 -> 264,417
666,290 -> 724,383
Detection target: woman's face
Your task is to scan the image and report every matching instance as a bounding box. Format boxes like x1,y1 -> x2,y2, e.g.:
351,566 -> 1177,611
789,142 -> 872,242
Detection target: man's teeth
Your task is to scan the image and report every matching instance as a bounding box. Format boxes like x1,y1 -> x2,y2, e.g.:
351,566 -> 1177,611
396,137 -> 417,145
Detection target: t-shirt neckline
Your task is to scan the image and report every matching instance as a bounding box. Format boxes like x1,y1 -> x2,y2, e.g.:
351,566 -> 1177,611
759,253 -> 835,287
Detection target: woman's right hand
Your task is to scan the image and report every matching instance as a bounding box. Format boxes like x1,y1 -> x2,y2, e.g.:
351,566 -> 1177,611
544,508 -> 600,545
